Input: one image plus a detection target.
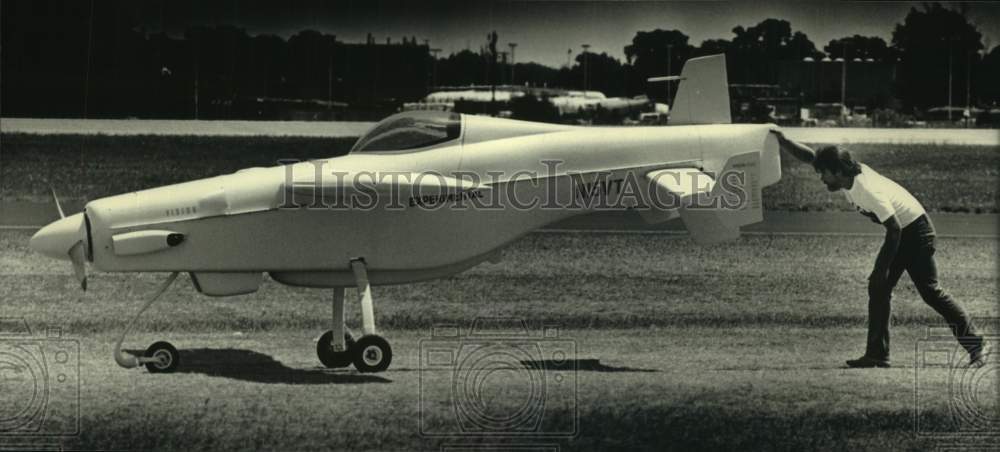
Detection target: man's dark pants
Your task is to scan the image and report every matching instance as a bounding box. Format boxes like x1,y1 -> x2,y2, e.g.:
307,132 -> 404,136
865,215 -> 982,361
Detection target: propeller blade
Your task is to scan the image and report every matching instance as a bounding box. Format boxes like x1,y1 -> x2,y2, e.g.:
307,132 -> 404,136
51,187 -> 66,219
69,241 -> 88,291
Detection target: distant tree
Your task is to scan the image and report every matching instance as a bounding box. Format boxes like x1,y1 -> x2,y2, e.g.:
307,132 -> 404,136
694,39 -> 732,57
825,35 -> 893,62
979,45 -> 1000,106
731,19 -> 821,60
287,30 -> 335,100
625,29 -> 693,76
437,50 -> 486,86
891,3 -> 984,110
624,29 -> 694,102
486,30 -> 499,86
510,62 -> 561,88
509,94 -> 560,123
726,19 -> 821,84
572,51 -> 625,96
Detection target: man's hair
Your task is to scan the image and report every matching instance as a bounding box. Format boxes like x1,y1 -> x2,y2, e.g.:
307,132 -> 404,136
812,145 -> 861,176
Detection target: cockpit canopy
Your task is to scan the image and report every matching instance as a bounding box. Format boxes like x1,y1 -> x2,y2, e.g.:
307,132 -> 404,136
350,111 -> 461,153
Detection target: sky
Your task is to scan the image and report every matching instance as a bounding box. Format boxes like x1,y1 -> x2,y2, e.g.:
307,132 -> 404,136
141,1 -> 1000,67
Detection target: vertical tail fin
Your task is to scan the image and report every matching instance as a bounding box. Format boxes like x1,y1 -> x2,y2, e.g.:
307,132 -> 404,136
668,54 -> 731,125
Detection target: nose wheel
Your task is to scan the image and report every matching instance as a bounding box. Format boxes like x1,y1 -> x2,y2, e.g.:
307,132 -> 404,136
144,341 -> 180,373
113,272 -> 185,373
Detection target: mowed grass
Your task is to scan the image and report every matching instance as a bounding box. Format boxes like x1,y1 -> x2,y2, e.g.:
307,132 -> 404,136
3,328 -> 996,451
1,230 -> 997,450
2,133 -> 997,212
0,133 -> 356,202
764,142 -> 999,213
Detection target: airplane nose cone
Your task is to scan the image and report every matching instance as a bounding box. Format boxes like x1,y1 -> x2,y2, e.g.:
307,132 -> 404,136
30,213 -> 86,260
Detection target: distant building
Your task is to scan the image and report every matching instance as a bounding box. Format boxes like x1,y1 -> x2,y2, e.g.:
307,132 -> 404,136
404,85 -> 649,121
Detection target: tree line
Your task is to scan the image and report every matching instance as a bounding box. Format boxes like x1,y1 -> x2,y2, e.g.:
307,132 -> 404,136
2,1 -> 997,119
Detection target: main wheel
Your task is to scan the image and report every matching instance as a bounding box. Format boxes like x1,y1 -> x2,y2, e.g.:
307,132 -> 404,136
144,341 -> 180,373
352,335 -> 392,373
317,331 -> 356,368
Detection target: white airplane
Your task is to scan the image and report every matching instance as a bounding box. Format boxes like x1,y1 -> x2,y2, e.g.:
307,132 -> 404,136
30,55 -> 781,373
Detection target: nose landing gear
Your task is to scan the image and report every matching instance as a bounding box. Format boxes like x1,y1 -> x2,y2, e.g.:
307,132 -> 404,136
114,272 -> 183,373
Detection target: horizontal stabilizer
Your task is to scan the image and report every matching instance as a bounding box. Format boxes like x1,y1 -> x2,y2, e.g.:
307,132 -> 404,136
643,151 -> 762,245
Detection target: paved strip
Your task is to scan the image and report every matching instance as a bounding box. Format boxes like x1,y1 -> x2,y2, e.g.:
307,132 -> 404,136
537,229 -> 998,239
7,223 -> 993,239
0,118 -> 375,137
546,210 -> 998,237
2,118 -> 997,145
3,201 -> 995,238
782,127 -> 999,146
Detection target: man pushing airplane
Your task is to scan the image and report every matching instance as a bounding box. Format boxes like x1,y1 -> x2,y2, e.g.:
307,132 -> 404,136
770,130 -> 985,368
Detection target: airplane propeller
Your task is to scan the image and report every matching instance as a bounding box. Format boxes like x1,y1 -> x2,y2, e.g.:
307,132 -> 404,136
30,188 -> 88,290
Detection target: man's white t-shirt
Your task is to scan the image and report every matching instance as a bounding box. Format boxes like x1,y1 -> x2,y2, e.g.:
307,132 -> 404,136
842,164 -> 926,227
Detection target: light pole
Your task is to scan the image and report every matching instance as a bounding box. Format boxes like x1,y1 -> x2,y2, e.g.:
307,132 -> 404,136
948,43 -> 953,121
839,47 -> 847,121
942,36 -> 962,122
581,44 -> 591,91
508,43 -> 517,85
966,49 -> 976,128
803,56 -> 814,106
430,48 -> 441,89
499,51 -> 508,84
666,44 -> 673,104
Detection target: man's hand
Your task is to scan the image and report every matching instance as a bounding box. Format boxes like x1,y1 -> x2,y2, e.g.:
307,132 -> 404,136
869,216 -> 902,297
770,129 -> 815,164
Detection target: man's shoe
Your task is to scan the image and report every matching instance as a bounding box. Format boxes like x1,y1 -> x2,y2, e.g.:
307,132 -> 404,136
846,356 -> 891,368
969,344 -> 987,368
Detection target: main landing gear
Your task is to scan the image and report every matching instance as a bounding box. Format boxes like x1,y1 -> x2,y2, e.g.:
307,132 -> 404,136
316,259 -> 393,373
114,259 -> 392,373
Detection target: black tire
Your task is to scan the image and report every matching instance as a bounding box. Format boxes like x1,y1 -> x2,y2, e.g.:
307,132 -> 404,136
352,335 -> 392,373
144,341 -> 180,373
317,330 -> 356,368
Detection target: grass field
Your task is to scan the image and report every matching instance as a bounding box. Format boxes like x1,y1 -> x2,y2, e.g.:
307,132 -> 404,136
1,229 -> 996,451
2,132 -> 997,450
2,133 -> 997,212
3,328 -> 994,451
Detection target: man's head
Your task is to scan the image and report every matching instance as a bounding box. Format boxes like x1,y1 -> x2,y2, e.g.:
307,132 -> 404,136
812,145 -> 861,191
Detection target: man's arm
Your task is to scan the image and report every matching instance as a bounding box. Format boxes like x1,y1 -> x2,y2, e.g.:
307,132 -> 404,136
870,215 -> 902,288
770,129 -> 815,164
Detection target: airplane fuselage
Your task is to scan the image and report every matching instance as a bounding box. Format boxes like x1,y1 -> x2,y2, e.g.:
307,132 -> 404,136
69,122 -> 778,293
